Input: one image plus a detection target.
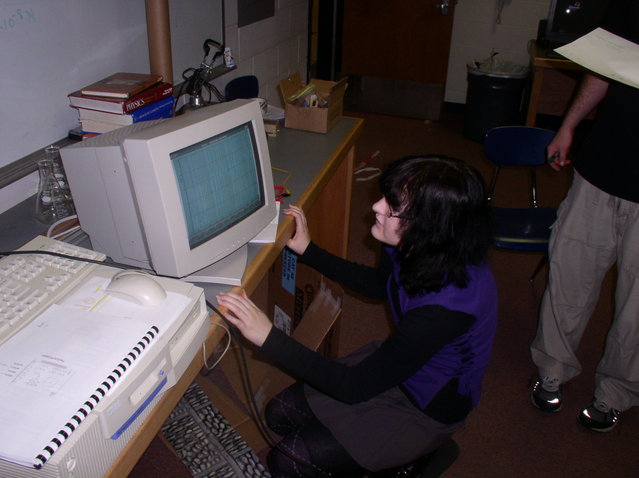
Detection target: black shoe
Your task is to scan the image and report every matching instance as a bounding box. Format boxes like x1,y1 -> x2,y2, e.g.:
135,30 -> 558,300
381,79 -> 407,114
578,400 -> 621,432
417,439 -> 459,478
531,376 -> 562,412
367,439 -> 459,478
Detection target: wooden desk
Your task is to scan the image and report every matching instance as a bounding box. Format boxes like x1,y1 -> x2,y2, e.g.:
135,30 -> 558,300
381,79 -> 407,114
526,40 -> 586,126
105,117 -> 363,477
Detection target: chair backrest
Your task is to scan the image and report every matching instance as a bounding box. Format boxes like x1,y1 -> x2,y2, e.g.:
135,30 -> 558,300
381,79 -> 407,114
484,126 -> 555,167
224,75 -> 259,101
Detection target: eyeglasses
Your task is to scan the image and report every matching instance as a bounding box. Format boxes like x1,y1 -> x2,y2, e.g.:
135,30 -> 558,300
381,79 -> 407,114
386,209 -> 412,220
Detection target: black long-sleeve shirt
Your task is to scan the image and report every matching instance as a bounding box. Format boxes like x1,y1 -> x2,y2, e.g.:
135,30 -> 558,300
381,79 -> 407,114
259,243 -> 476,423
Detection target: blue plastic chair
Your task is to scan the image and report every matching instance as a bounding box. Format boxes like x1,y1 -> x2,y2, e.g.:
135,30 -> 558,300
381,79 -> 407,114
224,75 -> 259,100
483,126 -> 557,282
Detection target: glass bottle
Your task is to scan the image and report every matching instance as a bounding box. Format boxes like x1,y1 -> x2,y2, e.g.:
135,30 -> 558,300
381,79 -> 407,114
35,159 -> 75,224
45,145 -> 70,192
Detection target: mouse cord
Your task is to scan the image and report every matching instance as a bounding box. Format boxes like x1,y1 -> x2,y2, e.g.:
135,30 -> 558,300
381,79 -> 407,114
201,319 -> 232,371
0,250 -> 118,267
205,301 -> 335,477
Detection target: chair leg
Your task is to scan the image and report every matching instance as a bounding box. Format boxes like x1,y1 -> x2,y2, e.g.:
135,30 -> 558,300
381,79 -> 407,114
529,253 -> 548,282
487,165 -> 501,202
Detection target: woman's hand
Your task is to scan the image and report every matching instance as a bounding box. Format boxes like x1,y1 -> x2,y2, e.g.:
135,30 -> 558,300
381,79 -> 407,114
216,290 -> 273,347
283,205 -> 311,255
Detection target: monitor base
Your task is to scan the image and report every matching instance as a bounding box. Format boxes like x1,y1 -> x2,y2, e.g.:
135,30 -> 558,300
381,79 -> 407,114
182,245 -> 248,286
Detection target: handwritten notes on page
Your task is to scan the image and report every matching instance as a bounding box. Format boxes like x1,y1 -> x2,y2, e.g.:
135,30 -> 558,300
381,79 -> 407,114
555,28 -> 639,89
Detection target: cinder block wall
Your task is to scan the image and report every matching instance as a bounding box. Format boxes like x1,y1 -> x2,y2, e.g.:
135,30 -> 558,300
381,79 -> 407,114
220,0 -> 551,107
220,0 -> 309,108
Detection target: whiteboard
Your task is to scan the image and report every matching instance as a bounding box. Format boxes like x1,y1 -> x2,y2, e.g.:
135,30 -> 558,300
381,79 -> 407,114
0,0 -> 223,170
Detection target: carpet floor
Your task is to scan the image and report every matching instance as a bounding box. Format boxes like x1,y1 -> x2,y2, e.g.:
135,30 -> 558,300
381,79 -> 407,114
131,110 -> 639,477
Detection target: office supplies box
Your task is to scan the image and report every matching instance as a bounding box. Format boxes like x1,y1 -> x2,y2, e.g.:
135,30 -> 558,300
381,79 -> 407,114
210,275 -> 343,453
279,73 -> 348,133
0,248 -> 210,478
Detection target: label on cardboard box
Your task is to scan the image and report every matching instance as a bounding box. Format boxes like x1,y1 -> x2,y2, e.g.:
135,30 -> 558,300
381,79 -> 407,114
281,248 -> 297,295
273,304 -> 292,335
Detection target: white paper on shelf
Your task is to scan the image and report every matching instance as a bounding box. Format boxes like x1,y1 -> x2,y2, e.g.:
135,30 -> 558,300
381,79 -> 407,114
250,201 -> 280,244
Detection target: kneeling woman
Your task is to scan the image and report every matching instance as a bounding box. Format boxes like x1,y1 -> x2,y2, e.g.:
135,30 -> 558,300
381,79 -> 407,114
217,155 -> 497,477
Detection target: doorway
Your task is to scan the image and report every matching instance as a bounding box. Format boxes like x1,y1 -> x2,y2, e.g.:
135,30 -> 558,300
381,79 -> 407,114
309,0 -> 457,120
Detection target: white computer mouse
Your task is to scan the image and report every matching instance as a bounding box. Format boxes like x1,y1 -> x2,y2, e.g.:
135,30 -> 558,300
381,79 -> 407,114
105,271 -> 167,306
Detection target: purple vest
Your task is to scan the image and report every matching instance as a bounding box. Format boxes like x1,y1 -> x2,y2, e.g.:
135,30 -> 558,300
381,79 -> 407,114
386,247 -> 498,409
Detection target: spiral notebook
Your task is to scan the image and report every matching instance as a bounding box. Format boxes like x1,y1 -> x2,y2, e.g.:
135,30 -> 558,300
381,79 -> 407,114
0,304 -> 158,468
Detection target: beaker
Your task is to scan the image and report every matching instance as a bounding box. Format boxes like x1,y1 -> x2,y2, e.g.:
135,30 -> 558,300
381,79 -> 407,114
35,159 -> 75,224
45,145 -> 70,191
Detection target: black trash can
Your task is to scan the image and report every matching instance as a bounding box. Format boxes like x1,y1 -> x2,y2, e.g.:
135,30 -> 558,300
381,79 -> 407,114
463,59 -> 529,142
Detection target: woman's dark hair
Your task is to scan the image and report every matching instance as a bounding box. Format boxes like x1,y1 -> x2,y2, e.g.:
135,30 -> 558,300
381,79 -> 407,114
380,155 -> 492,294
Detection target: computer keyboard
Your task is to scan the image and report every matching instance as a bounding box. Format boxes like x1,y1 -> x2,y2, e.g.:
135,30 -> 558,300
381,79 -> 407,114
0,235 -> 106,345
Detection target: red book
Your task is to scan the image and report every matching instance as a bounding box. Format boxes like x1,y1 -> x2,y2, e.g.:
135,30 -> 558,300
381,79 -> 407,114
68,82 -> 173,114
79,72 -> 163,98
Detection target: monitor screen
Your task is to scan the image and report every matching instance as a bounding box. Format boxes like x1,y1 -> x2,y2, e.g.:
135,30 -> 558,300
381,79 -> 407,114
60,99 -> 276,285
171,122 -> 263,249
545,0 -> 610,47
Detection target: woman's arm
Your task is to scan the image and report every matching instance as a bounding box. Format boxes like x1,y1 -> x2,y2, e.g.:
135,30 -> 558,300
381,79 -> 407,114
256,305 -> 474,403
217,288 -> 473,403
300,242 -> 390,300
284,205 -> 389,299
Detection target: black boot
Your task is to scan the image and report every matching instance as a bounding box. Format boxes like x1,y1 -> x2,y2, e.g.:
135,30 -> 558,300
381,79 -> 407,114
367,439 -> 459,478
416,439 -> 459,478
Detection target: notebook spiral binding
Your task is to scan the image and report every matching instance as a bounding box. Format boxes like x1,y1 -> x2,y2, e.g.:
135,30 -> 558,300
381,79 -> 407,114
33,325 -> 160,469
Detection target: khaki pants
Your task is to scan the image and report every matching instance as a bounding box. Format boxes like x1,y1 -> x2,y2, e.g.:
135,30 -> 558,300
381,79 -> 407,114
531,172 -> 639,411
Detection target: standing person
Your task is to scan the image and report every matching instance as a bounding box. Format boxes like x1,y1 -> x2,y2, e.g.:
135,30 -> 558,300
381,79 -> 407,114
530,0 -> 639,432
217,155 -> 497,477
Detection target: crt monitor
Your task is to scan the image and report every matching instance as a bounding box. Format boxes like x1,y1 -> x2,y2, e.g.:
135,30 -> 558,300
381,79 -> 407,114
544,0 -> 610,47
60,99 -> 276,285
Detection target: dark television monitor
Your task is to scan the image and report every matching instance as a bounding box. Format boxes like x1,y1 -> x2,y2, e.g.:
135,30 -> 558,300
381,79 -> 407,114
545,0 -> 610,47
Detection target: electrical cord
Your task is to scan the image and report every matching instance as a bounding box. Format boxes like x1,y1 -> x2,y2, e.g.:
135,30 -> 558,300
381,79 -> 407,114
175,37 -> 226,115
205,300 -> 280,446
205,300 -> 335,478
201,318 -> 232,371
0,249 -> 232,376
2,244 -> 335,475
0,245 -> 170,278
0,249 -> 118,267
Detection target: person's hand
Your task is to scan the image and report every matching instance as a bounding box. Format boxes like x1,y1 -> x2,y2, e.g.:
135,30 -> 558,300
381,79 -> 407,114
216,290 -> 273,347
283,205 -> 311,255
547,129 -> 573,171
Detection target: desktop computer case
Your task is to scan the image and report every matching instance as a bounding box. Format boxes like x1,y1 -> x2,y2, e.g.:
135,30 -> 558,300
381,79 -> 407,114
0,270 -> 210,478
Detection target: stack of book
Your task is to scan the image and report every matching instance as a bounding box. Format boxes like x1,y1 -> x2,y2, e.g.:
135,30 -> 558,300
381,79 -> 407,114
68,72 -> 174,135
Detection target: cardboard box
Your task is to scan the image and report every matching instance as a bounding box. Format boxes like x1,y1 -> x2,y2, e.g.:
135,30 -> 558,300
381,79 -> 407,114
203,274 -> 343,454
279,73 -> 348,133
